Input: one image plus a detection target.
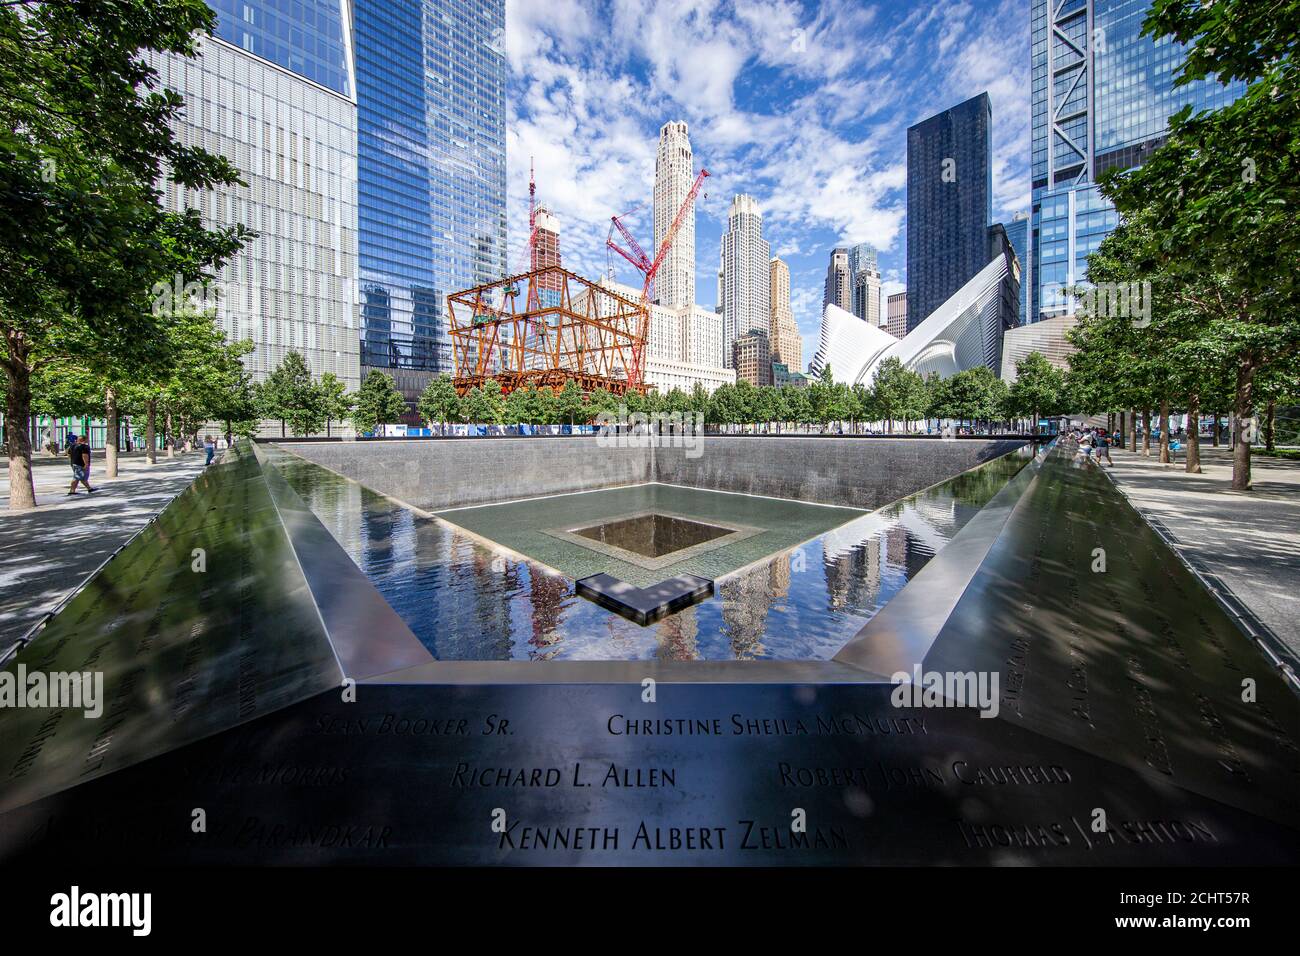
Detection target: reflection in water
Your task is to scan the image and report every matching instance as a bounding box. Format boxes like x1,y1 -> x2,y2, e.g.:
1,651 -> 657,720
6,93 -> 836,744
259,444 -> 1029,662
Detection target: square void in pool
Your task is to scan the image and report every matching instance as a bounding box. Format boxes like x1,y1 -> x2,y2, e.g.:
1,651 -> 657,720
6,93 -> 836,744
433,483 -> 864,588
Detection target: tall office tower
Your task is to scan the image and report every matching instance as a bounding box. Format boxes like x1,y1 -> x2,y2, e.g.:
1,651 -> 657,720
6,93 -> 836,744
823,247 -> 851,315
1004,212 -> 1031,325
532,204 -> 562,304
531,206 -> 562,272
719,195 -> 771,369
148,1 -> 361,392
886,291 -> 908,340
653,121 -> 696,308
1030,0 -> 1243,321
849,244 -> 882,326
355,0 -> 507,399
906,92 -> 992,333
768,257 -> 802,372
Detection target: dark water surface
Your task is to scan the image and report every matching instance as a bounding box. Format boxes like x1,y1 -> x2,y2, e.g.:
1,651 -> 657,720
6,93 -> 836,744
259,444 -> 1030,661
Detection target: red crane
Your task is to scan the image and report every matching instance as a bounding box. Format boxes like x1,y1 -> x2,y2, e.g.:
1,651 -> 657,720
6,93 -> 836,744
604,167 -> 709,392
606,168 -> 710,305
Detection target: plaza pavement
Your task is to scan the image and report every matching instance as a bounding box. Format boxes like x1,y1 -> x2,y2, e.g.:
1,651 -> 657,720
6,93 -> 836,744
0,450 -> 209,655
1101,444 -> 1300,663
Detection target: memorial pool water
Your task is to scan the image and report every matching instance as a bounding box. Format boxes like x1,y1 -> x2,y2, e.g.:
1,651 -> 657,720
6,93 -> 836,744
258,444 -> 1031,662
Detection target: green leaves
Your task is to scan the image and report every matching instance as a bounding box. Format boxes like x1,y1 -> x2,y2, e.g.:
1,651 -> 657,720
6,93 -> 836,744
351,372 -> 407,435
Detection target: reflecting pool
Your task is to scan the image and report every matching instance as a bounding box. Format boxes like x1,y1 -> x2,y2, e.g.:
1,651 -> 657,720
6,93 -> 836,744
258,444 -> 1031,662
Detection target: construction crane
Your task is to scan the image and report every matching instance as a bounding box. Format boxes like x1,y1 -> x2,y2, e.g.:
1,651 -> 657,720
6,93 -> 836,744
501,158 -> 540,307
605,167 -> 709,389
606,168 -> 709,305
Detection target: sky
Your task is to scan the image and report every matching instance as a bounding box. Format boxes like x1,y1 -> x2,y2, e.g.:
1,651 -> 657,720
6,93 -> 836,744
503,0 -> 1032,368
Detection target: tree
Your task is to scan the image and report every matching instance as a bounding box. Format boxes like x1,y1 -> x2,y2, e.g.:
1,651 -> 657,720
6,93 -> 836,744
259,351 -> 323,437
872,358 -> 927,433
782,385 -> 810,432
351,371 -> 406,435
417,374 -> 460,435
1007,352 -> 1065,432
1094,0 -> 1300,488
503,386 -> 532,427
461,381 -> 504,429
1,0 -> 249,509
555,379 -> 584,429
931,366 -> 1005,428
318,373 -> 353,437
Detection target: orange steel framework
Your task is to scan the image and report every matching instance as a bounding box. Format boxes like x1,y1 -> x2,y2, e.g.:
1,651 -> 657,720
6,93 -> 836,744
447,266 -> 648,396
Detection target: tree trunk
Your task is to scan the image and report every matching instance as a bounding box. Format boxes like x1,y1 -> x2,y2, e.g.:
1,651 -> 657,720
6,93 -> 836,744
105,386 -> 120,478
4,349 -> 37,511
1264,400 -> 1276,453
146,398 -> 157,465
165,409 -> 175,458
1158,400 -> 1171,464
1129,410 -> 1137,452
1232,358 -> 1256,492
1212,412 -> 1220,447
1141,408 -> 1151,456
1185,393 -> 1202,474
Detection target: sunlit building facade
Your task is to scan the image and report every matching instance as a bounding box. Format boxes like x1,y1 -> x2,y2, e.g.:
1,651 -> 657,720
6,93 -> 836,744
355,0 -> 507,398
1029,0 -> 1243,321
150,1 -> 361,390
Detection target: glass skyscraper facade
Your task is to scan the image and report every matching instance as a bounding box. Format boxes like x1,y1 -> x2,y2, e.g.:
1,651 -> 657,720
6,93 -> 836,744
209,0 -> 353,96
151,1 -> 361,393
906,93 -> 993,333
354,0 -> 507,398
1030,0 -> 1244,321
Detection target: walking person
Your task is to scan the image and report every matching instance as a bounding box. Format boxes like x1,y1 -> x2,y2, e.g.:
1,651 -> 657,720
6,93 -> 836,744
65,433 -> 96,495
204,434 -> 216,466
1096,430 -> 1113,466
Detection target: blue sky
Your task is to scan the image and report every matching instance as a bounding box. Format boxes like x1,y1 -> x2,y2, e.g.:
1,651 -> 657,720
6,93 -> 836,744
504,0 -> 1032,366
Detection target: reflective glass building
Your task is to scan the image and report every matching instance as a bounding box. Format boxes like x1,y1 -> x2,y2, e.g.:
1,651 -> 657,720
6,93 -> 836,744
906,93 -> 993,333
1029,0 -> 1244,321
209,0 -> 353,96
1004,213 -> 1031,325
354,0 -> 507,398
151,1 -> 361,393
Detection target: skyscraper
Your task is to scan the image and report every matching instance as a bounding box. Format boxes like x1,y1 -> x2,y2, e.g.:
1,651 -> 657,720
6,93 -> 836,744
906,92 -> 992,332
532,206 -> 562,273
719,195 -> 771,370
1030,0 -> 1243,321
1004,213 -> 1031,325
823,247 -> 851,315
653,121 -> 695,308
149,1 -> 361,392
849,243 -> 882,326
355,0 -> 507,399
886,292 -> 908,340
768,257 -> 802,373
531,205 -> 562,304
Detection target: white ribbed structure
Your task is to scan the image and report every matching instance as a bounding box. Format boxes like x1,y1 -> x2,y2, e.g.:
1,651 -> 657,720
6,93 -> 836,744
809,304 -> 898,381
653,121 -> 695,308
812,251 -> 1012,386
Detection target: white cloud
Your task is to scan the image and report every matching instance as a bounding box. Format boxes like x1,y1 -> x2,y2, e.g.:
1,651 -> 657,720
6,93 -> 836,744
503,0 -> 1032,331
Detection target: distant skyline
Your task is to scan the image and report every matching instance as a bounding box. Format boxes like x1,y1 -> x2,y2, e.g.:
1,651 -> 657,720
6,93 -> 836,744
505,0 -> 1031,366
